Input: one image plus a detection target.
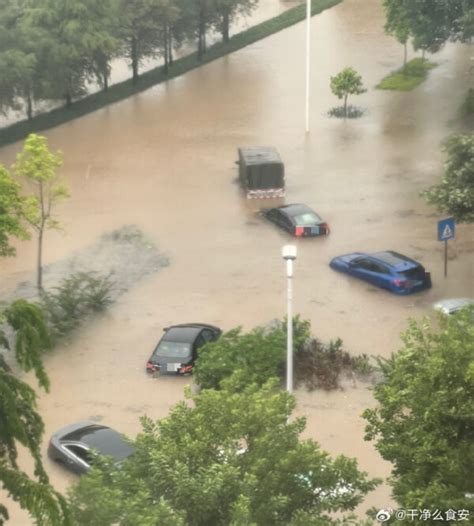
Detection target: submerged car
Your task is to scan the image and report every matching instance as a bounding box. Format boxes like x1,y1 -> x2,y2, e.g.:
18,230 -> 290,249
433,298 -> 474,315
146,323 -> 221,375
264,204 -> 330,237
48,422 -> 134,475
329,251 -> 432,294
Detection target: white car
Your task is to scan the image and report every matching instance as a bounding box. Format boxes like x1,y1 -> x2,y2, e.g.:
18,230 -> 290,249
433,298 -> 474,315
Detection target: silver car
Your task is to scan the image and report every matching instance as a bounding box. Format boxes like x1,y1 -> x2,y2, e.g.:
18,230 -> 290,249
48,421 -> 134,474
433,298 -> 474,315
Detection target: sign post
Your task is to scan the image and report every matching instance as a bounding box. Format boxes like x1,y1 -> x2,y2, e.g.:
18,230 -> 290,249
437,217 -> 455,277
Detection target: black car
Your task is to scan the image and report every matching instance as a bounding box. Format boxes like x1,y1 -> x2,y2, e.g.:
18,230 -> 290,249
264,204 -> 330,237
146,323 -> 221,375
48,422 -> 134,475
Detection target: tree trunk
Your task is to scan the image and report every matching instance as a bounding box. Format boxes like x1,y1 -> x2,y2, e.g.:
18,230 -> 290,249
65,92 -> 72,107
102,63 -> 109,92
198,10 -> 205,60
168,33 -> 173,65
26,91 -> 33,120
37,228 -> 43,290
222,11 -> 230,43
422,49 -> 425,60
164,24 -> 169,74
344,94 -> 348,118
403,41 -> 407,67
131,37 -> 139,84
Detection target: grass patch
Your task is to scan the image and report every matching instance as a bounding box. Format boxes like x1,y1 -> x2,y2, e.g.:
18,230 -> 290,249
0,0 -> 341,148
377,58 -> 437,91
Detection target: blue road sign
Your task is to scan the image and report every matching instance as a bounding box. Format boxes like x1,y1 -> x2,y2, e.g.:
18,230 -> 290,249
438,217 -> 455,241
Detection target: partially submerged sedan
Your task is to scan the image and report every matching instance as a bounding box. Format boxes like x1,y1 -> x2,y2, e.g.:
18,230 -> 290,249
48,422 -> 134,475
264,204 -> 330,237
146,323 -> 221,375
329,250 -> 432,294
433,298 -> 474,315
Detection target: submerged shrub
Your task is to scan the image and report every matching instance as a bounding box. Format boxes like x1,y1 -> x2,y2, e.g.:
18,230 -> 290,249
295,338 -> 375,390
195,317 -> 374,392
328,105 -> 364,119
40,272 -> 115,340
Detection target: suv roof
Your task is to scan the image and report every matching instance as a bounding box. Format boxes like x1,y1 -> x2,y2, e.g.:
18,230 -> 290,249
372,251 -> 419,270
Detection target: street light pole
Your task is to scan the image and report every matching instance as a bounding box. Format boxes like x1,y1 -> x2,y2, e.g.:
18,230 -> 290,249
305,0 -> 311,133
282,245 -> 297,393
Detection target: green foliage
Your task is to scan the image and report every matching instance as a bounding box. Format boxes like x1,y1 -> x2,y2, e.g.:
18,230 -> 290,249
2,299 -> 51,391
194,317 -> 310,390
330,68 -> 366,118
422,133 -> 474,223
383,0 -> 472,54
13,133 -> 69,288
0,300 -> 71,525
213,0 -> 259,42
68,454 -> 184,526
195,318 -> 373,392
382,0 -> 411,45
40,272 -> 115,341
377,58 -> 436,91
0,165 -> 30,257
363,306 -> 474,519
0,49 -> 36,118
0,0 -> 342,148
69,380 -> 379,525
460,88 -> 474,117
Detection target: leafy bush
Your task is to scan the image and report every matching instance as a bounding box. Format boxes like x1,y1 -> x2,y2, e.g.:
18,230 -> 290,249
40,272 -> 114,340
194,317 -> 310,391
328,105 -> 364,119
195,317 -> 374,392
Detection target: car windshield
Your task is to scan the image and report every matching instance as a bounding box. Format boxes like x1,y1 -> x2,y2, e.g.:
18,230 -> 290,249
293,212 -> 321,225
154,341 -> 191,358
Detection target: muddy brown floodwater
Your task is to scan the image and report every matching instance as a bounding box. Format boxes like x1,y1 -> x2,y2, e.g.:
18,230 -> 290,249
1,0 -> 473,523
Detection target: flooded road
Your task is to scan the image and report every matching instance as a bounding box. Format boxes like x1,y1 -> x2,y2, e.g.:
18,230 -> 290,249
1,0 -> 473,522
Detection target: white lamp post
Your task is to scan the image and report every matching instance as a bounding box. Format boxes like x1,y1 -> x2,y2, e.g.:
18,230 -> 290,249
305,0 -> 311,133
282,245 -> 297,393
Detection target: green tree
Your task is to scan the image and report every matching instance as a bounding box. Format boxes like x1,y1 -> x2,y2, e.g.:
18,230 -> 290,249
382,0 -> 411,66
0,300 -> 71,525
23,0 -> 119,105
150,0 -> 181,75
69,380 -> 379,525
0,1 -> 40,120
0,165 -> 29,257
384,0 -> 473,56
213,0 -> 259,43
118,0 -> 158,85
363,306 -> 474,522
330,67 -> 367,118
13,134 -> 69,289
83,0 -> 121,93
422,133 -> 474,223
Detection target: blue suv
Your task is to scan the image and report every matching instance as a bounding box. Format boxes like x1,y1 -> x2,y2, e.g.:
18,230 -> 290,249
330,251 -> 432,294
